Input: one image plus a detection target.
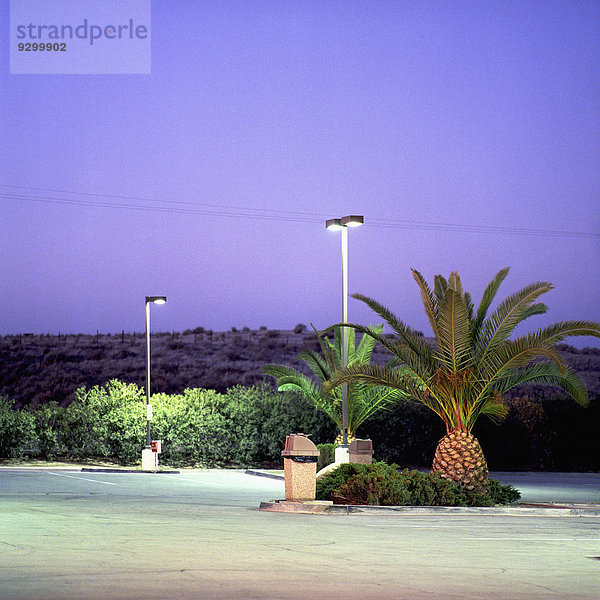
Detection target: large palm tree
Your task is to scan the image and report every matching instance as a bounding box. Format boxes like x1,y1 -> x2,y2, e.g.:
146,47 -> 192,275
323,268 -> 600,489
264,325 -> 406,442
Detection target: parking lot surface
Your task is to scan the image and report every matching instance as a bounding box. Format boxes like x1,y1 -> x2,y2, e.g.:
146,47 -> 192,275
0,469 -> 598,599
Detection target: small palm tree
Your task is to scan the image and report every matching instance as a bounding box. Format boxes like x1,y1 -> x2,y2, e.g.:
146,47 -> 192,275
323,268 -> 600,489
264,325 -> 406,442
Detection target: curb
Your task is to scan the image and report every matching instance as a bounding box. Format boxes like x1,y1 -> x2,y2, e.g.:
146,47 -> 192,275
258,500 -> 600,517
0,466 -> 180,474
81,468 -> 181,474
245,469 -> 285,481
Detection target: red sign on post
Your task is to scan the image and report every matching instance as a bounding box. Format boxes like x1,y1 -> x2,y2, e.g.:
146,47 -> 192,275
151,440 -> 162,454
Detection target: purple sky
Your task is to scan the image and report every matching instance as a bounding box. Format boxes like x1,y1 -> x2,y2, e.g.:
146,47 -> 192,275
1,1 -> 599,347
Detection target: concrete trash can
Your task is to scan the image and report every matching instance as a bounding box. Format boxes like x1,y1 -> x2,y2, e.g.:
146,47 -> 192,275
348,439 -> 373,464
281,434 -> 320,501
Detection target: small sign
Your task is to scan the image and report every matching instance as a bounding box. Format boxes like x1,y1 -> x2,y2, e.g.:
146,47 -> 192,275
151,440 -> 162,454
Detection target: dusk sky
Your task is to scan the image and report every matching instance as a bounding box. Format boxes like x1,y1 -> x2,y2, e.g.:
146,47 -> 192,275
1,1 -> 599,347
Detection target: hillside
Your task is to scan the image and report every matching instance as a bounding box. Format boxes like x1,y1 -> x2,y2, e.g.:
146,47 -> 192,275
1,327 -> 599,408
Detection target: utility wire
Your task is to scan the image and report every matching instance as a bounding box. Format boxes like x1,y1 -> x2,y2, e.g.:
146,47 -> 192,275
0,192 -> 322,224
0,184 -> 329,221
1,184 -> 598,239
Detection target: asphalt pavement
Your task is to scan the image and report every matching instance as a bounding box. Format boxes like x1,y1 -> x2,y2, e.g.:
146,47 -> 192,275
0,468 -> 598,599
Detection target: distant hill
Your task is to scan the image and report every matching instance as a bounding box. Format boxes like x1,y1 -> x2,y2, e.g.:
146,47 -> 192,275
1,328 -> 599,408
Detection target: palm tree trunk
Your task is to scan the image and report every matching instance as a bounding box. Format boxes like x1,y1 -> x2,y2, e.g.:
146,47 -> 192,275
432,429 -> 489,490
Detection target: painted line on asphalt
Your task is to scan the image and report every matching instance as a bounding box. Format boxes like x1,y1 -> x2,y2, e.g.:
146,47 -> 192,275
47,472 -> 117,485
160,474 -> 226,485
465,537 -> 599,541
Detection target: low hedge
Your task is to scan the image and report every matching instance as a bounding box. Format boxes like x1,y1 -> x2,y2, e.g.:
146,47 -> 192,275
316,462 -> 521,507
0,381 -> 336,466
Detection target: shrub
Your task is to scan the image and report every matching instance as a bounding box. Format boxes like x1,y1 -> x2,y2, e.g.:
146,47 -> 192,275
316,462 -> 521,507
0,396 -> 38,458
29,381 -> 335,467
317,443 -> 336,470
151,388 -> 232,466
33,401 -> 68,459
327,463 -> 413,506
63,380 -> 145,463
487,478 -> 521,505
218,384 -> 335,466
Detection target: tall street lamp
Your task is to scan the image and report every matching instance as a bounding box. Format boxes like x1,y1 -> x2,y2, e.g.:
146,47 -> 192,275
145,296 -> 166,454
325,215 -> 364,446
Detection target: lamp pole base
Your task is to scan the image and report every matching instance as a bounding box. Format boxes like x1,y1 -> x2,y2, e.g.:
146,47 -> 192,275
141,447 -> 158,471
334,444 -> 350,464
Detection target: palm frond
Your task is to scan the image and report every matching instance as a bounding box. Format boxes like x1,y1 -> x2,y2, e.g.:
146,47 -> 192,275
263,363 -> 297,379
327,324 -> 351,364
534,320 -> 600,345
312,322 -> 331,363
435,272 -> 473,373
325,321 -> 436,374
350,294 -> 426,352
464,291 -> 475,331
263,365 -> 323,402
474,335 -> 567,404
323,362 -> 453,427
344,299 -> 436,367
477,280 -> 553,362
347,384 -> 409,431
412,269 -> 441,342
520,303 -> 548,321
433,274 -> 448,301
297,349 -> 332,382
494,362 -> 589,407
473,394 -> 509,426
354,324 -> 383,364
472,267 -> 509,339
485,334 -> 566,373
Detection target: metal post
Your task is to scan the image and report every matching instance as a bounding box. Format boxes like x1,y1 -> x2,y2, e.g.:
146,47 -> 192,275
341,226 -> 349,445
326,216 -> 362,450
145,299 -> 151,448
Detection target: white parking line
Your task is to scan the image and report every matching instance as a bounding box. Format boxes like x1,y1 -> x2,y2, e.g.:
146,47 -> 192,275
161,475 -> 226,485
48,472 -> 117,485
465,537 -> 599,541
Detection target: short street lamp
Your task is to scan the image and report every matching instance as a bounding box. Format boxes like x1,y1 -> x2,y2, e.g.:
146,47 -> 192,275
143,296 -> 166,468
325,215 -> 364,446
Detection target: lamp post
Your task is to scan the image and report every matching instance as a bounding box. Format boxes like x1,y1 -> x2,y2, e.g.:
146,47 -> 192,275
325,215 -> 364,446
145,296 -> 166,451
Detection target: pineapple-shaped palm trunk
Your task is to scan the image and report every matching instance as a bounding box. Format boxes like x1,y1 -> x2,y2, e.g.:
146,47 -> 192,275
432,429 -> 489,491
333,432 -> 357,446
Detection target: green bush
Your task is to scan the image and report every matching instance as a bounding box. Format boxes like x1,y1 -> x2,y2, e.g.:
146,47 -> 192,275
317,443 -> 336,470
487,478 -> 521,505
63,380 -> 145,463
217,384 -> 335,466
316,462 -> 521,507
61,381 -> 334,466
151,388 -> 232,466
0,395 -> 38,458
0,380 -> 336,467
33,401 -> 68,459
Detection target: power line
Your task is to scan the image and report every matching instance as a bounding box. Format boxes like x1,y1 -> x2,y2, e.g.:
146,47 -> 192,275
0,184 -> 330,221
366,217 -> 598,239
0,192 -> 323,224
1,183 -> 598,239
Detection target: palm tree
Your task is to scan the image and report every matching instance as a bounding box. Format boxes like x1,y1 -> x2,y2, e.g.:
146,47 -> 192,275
323,268 -> 600,490
264,325 -> 406,442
